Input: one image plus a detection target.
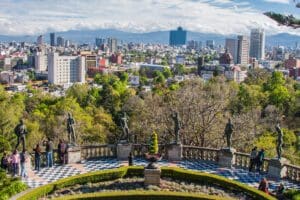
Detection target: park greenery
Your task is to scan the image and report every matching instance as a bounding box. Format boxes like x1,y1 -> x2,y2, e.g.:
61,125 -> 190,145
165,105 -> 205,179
0,67 -> 299,164
0,170 -> 27,200
16,167 -> 275,200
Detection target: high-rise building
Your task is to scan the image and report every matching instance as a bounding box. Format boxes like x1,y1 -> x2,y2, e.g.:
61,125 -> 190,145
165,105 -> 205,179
56,36 -> 65,47
50,33 -> 55,46
37,35 -> 43,46
48,53 -> 85,85
237,35 -> 250,65
225,38 -> 238,64
95,38 -> 105,48
169,27 -> 187,46
250,29 -> 265,60
107,38 -> 117,53
65,40 -> 70,48
206,40 -> 215,49
34,52 -> 48,72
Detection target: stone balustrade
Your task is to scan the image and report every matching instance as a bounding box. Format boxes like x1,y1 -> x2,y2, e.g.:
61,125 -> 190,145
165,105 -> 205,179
285,163 -> 300,182
182,146 -> 219,162
234,152 -> 270,173
81,144 -> 116,160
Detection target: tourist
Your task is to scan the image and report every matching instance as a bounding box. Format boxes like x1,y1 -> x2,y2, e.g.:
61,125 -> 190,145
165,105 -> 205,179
276,183 -> 285,199
256,148 -> 265,173
33,144 -> 41,171
249,146 -> 257,172
44,138 -> 53,167
258,178 -> 269,194
58,139 -> 67,165
11,150 -> 20,177
20,149 -> 28,178
0,152 -> 9,171
128,152 -> 133,166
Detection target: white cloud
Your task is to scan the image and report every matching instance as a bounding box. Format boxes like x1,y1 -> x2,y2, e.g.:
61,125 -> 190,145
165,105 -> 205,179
0,0 -> 298,36
263,0 -> 290,4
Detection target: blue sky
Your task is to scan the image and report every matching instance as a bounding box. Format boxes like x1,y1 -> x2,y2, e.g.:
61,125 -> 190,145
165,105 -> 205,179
0,0 -> 299,36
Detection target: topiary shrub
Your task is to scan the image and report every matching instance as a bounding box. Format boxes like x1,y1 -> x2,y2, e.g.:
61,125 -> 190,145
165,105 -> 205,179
149,131 -> 158,154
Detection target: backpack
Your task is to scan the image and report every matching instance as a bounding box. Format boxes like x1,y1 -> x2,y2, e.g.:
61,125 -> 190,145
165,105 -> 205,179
60,143 -> 66,153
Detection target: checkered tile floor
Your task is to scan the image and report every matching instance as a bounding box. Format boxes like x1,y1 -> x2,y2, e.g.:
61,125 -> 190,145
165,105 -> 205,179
22,158 -> 300,192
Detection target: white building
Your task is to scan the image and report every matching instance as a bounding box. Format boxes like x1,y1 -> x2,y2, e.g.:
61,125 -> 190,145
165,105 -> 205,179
237,35 -> 250,65
34,52 -> 48,72
250,29 -> 265,60
48,53 -> 85,85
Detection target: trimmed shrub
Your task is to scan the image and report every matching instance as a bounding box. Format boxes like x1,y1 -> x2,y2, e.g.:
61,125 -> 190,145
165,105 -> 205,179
0,180 -> 27,200
149,132 -> 158,154
53,191 -> 229,200
285,189 -> 300,200
17,166 -> 276,200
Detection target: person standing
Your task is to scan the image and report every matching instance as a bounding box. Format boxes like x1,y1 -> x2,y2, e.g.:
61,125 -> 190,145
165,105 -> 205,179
58,139 -> 67,165
11,150 -> 20,177
1,152 -> 9,172
33,144 -> 41,171
20,149 -> 28,178
45,138 -> 54,167
249,146 -> 257,172
256,148 -> 265,173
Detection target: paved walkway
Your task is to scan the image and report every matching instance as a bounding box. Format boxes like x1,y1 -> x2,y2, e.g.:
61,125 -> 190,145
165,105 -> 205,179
21,158 -> 300,192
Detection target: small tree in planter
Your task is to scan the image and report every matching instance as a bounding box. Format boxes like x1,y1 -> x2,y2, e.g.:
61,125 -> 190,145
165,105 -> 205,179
145,132 -> 161,169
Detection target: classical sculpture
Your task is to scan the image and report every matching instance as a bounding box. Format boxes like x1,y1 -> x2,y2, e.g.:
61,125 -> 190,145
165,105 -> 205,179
120,112 -> 130,142
224,118 -> 234,148
171,111 -> 181,144
67,113 -> 76,145
14,119 -> 27,151
275,123 -> 284,160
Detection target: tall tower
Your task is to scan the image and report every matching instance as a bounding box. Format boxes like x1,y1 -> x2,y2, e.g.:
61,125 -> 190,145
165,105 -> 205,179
37,35 -> 43,46
250,29 -> 265,60
107,38 -> 117,53
237,35 -> 250,65
169,27 -> 187,46
50,33 -> 55,46
225,38 -> 238,64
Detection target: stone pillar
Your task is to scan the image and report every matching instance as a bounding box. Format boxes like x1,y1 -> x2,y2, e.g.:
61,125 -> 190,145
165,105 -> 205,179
268,158 -> 289,179
144,168 -> 161,186
67,146 -> 81,164
218,148 -> 236,168
167,144 -> 182,161
117,143 -> 132,161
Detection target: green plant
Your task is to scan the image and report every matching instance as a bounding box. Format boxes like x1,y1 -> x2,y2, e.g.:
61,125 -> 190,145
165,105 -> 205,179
285,189 -> 300,200
149,131 -> 158,154
0,179 -> 27,200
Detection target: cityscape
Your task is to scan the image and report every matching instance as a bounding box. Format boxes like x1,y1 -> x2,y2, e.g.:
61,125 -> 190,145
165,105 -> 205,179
0,0 -> 300,200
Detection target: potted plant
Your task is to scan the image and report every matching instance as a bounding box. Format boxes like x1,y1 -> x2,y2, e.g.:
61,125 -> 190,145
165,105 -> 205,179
145,132 -> 161,169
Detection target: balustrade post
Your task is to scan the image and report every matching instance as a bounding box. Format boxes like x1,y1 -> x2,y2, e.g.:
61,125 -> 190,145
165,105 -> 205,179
167,144 -> 182,161
117,142 -> 132,161
268,158 -> 289,179
217,148 -> 236,168
67,146 -> 82,164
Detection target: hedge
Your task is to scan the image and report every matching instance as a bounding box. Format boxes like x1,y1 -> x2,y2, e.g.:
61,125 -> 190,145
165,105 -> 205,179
285,189 -> 300,200
0,180 -> 27,200
53,191 -> 230,200
17,166 -> 276,200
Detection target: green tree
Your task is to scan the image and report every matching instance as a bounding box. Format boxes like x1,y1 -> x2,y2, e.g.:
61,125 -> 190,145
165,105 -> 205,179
149,131 -> 158,154
162,67 -> 172,79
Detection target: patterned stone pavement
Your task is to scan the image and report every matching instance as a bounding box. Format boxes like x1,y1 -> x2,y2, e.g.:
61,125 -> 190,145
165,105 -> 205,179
22,158 -> 300,193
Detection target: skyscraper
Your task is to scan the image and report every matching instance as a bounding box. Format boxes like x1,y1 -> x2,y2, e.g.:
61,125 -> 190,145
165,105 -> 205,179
107,38 -> 117,53
95,38 -> 105,48
37,35 -> 43,46
206,40 -> 215,49
225,38 -> 238,64
250,29 -> 265,60
56,36 -> 65,47
237,35 -> 250,65
50,33 -> 55,46
169,27 -> 187,46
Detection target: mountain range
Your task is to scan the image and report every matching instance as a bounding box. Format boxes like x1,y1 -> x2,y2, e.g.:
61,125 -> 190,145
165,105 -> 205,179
0,29 -> 299,47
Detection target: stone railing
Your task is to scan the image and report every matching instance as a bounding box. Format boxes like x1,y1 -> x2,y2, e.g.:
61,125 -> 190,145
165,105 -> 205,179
182,146 -> 219,162
285,163 -> 300,182
81,144 -> 116,160
234,152 -> 270,173
132,144 -> 167,158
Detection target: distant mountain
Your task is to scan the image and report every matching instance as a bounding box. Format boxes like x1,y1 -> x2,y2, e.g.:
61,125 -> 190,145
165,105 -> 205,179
0,29 -> 299,47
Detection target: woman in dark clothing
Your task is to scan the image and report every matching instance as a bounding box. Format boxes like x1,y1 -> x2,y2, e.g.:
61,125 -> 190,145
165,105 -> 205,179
33,144 -> 41,171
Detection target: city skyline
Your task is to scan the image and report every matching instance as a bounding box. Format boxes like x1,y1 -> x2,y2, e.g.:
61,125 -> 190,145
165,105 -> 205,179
0,0 -> 299,37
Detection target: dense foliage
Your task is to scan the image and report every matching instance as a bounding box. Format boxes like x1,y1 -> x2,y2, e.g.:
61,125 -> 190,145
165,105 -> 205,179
0,170 -> 27,200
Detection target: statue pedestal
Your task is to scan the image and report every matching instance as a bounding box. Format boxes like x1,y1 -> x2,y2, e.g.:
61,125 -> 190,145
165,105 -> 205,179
218,148 -> 236,168
167,144 -> 182,161
67,146 -> 81,164
268,158 -> 289,179
144,168 -> 161,186
117,143 -> 132,161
